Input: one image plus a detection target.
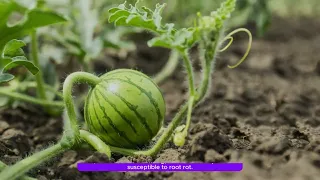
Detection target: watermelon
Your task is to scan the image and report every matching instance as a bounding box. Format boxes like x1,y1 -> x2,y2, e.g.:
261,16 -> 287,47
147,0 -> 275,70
84,69 -> 166,148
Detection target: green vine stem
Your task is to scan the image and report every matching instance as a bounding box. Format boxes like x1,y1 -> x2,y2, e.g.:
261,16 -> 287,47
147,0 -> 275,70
61,72 -> 101,146
31,31 -> 48,105
0,143 -> 66,180
80,130 -> 111,157
20,82 -> 63,99
197,31 -> 224,101
0,161 -> 36,180
179,49 -> 196,96
0,88 -> 64,107
173,95 -> 195,146
0,72 -> 102,180
153,50 -> 180,84
171,49 -> 196,146
82,55 -> 93,73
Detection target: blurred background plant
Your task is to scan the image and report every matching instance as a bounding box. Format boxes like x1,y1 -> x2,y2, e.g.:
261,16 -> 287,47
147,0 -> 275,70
0,0 -> 66,113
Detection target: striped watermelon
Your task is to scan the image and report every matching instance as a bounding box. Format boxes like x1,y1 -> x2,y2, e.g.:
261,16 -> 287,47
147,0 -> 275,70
84,69 -> 166,148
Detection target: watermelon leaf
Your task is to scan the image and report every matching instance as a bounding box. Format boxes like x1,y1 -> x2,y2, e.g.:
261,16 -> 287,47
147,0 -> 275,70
0,0 -> 67,53
0,40 -> 39,84
108,1 -> 199,50
0,1 -> 66,84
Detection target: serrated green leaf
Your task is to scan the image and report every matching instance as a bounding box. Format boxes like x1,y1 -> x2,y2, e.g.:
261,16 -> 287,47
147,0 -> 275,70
153,4 -> 166,28
2,56 -> 39,75
0,73 -> 14,84
108,10 -> 131,22
2,39 -> 25,58
109,1 -> 198,50
108,2 -> 167,33
148,36 -> 172,49
148,28 -> 198,50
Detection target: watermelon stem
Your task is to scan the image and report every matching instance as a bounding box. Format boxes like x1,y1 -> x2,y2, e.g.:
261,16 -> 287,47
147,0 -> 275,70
0,143 -> 67,180
62,72 -> 102,147
79,130 -> 112,158
0,72 -> 103,180
179,49 -> 196,97
30,30 -> 50,113
0,160 -> 36,180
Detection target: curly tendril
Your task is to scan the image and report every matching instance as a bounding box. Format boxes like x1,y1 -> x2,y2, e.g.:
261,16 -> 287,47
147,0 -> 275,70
219,28 -> 252,69
219,36 -> 233,52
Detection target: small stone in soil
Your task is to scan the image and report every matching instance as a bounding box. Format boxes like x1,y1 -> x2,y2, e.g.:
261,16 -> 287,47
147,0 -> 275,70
0,128 -> 31,155
154,149 -> 181,162
0,121 -> 9,134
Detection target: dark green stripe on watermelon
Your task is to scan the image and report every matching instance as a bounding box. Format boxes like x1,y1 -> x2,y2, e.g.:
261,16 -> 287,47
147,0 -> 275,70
96,86 -> 138,135
93,90 -> 137,147
99,83 -> 154,137
84,90 -> 101,134
88,95 -> 120,147
84,90 -> 94,129
107,77 -> 163,129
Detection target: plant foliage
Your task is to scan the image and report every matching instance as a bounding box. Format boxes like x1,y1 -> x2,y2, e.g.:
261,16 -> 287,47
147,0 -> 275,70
0,0 -> 66,84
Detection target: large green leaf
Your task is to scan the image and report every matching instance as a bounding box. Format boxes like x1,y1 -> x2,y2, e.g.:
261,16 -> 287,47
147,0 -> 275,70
0,1 -> 66,84
0,0 -> 67,51
108,1 -> 199,50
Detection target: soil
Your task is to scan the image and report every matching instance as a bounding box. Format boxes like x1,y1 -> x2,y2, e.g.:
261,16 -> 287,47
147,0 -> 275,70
1,16 -> 320,180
